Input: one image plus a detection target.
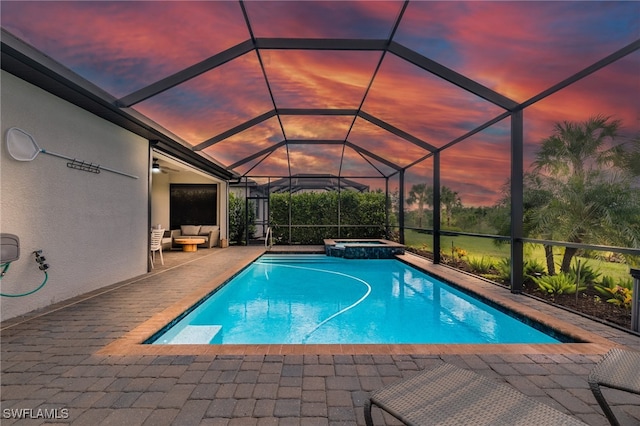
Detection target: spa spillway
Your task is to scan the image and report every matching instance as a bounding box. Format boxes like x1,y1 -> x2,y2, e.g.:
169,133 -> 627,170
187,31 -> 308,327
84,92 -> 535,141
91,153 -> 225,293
324,239 -> 406,259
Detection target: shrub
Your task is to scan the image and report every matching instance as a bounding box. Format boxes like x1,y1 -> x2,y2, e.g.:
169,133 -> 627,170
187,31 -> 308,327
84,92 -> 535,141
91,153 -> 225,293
594,276 -> 615,297
600,286 -> 633,309
594,275 -> 632,295
569,261 -> 601,285
454,247 -> 467,258
493,258 -> 546,284
229,193 -> 255,245
495,258 -> 511,282
533,273 -> 586,296
594,276 -> 633,309
269,190 -> 387,244
617,277 -> 633,290
468,256 -> 495,274
524,259 -> 546,282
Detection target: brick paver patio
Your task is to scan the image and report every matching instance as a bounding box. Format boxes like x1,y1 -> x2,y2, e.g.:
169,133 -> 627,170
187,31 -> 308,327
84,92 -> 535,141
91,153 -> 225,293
2,247 -> 639,425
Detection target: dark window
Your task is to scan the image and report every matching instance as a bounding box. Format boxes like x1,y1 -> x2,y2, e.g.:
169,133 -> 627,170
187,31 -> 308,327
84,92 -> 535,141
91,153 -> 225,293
170,184 -> 217,229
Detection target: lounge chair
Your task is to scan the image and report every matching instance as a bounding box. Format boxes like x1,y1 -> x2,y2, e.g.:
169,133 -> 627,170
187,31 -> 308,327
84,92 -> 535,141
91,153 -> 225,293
588,348 -> 640,426
366,348 -> 640,426
364,362 -> 587,425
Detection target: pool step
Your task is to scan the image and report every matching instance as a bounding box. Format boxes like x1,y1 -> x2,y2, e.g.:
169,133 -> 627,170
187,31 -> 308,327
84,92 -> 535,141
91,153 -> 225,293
163,325 -> 222,344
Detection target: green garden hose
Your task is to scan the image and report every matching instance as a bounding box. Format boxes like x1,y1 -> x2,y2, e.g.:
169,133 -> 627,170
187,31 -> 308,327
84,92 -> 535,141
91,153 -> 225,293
0,262 -> 50,297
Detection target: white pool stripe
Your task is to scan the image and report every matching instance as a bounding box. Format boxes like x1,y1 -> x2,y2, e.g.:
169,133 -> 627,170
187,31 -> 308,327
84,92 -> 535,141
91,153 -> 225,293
254,262 -> 372,342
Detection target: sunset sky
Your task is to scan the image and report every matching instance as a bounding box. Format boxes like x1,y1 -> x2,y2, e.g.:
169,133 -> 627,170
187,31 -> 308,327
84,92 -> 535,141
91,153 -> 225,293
2,1 -> 638,206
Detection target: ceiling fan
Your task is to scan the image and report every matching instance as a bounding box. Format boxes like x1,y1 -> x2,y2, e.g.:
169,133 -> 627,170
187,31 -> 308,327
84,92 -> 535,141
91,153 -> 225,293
152,158 -> 181,174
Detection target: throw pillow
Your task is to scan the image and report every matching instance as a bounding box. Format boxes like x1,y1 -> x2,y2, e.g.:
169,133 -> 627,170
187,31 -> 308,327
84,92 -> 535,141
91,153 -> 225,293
199,225 -> 218,236
181,225 -> 201,236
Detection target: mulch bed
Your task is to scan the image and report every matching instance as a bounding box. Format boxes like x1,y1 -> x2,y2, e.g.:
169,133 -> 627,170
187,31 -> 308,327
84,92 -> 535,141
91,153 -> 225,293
522,285 -> 632,329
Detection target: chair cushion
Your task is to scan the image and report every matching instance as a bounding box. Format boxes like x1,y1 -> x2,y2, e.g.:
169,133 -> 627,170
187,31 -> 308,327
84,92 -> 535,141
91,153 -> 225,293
199,225 -> 218,236
181,225 -> 201,236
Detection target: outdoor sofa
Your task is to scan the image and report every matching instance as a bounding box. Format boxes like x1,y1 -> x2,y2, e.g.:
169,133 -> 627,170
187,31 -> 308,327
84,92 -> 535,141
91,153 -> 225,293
171,225 -> 219,249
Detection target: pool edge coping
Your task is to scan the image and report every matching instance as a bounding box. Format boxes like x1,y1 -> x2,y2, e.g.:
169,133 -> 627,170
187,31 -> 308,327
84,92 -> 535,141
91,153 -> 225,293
97,251 -> 619,356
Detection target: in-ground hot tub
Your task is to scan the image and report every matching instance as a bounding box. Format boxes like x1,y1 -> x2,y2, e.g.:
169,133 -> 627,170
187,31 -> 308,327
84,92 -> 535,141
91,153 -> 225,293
324,239 -> 406,259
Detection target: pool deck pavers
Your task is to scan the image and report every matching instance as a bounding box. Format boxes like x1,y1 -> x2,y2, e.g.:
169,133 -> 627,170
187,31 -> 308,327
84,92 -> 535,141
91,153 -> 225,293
2,246 -> 639,425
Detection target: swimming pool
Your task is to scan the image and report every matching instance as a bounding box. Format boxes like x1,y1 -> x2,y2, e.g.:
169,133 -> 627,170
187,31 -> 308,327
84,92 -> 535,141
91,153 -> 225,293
149,254 -> 563,345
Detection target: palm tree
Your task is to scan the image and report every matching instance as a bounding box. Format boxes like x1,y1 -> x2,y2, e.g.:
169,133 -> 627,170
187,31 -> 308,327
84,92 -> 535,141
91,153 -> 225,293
406,184 -> 463,229
440,186 -> 462,228
522,173 -> 559,275
531,115 -> 639,272
491,176 -> 558,275
406,183 -> 432,228
618,131 -> 640,177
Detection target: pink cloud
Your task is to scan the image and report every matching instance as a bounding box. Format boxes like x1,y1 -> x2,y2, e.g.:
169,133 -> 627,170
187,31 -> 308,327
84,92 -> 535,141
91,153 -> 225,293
280,115 -> 353,140
349,118 -> 431,168
134,51 -> 274,145
245,1 -> 403,39
2,1 -> 250,97
288,144 -> 343,175
341,146 -> 394,177
395,2 -> 638,103
400,120 -> 512,207
244,148 -> 291,177
440,138 -> 511,207
363,54 -> 505,148
264,50 -> 382,109
203,117 -> 284,168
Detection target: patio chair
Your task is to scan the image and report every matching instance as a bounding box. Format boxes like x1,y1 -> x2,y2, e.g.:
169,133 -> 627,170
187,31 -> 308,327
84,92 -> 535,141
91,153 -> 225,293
588,348 -> 640,426
364,362 -> 587,425
150,228 -> 165,268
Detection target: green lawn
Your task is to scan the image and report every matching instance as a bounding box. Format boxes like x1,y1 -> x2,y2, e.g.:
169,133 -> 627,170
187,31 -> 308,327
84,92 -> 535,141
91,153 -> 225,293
404,229 -> 634,283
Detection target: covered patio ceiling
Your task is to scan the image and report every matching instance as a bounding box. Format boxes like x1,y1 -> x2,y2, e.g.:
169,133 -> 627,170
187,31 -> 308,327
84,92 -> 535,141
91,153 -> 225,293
1,1 -> 638,187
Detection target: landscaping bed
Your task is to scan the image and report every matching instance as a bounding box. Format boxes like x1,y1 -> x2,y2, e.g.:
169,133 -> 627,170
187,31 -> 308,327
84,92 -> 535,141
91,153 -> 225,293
407,247 -> 634,330
523,285 -> 632,329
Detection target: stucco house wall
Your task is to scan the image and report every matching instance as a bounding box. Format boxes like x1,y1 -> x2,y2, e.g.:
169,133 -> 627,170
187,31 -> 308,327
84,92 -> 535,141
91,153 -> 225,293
1,71 -> 149,321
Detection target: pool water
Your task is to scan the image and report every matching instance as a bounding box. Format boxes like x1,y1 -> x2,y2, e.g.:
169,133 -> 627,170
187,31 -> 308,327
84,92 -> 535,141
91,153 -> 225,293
335,241 -> 383,247
150,254 -> 562,345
